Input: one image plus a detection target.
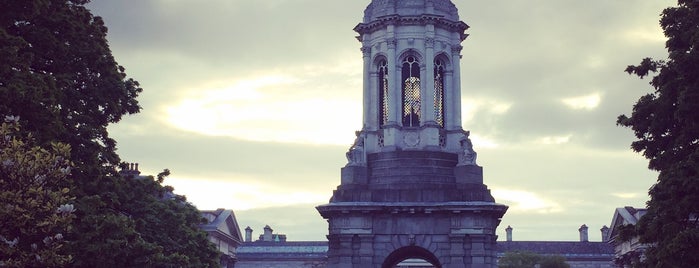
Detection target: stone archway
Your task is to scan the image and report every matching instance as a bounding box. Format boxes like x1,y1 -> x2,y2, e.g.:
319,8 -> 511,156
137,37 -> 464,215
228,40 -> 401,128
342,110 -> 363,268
382,246 -> 441,268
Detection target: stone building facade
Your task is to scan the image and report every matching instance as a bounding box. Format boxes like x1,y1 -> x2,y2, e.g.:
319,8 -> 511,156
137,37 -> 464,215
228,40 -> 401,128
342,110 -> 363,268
200,209 -> 243,268
234,225 -> 615,268
606,207 -> 648,267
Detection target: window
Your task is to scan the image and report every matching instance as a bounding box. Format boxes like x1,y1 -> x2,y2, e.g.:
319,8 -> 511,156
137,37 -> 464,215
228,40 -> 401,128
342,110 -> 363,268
378,59 -> 389,126
402,56 -> 420,127
434,58 -> 446,127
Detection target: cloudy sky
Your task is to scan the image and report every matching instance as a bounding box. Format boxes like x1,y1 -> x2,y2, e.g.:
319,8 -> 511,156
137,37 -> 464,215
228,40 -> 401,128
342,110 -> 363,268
87,0 -> 672,242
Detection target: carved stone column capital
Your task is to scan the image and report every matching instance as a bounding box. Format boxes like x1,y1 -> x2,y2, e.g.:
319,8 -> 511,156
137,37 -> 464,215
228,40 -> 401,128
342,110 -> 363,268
451,45 -> 463,54
425,37 -> 435,48
387,38 -> 397,49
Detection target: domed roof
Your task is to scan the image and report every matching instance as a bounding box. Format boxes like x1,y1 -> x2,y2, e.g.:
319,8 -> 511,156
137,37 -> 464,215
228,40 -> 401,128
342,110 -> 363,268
362,0 -> 460,23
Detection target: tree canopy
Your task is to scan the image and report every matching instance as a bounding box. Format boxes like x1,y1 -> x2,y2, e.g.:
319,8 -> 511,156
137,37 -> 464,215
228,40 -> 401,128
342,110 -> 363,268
617,0 -> 699,266
1,0 -> 220,266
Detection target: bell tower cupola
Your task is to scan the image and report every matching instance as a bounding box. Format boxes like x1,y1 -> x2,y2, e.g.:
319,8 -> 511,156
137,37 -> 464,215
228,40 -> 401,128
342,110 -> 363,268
318,1 -> 507,267
351,0 -> 472,161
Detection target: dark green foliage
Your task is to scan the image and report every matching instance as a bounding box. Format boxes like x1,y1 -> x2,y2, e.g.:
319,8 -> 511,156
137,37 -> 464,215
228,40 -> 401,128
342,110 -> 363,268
498,251 -> 570,268
1,0 -> 220,266
121,170 -> 221,267
617,0 -> 699,267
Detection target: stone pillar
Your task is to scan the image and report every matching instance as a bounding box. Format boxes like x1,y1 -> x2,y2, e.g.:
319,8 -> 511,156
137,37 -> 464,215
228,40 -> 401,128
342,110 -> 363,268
362,46 -> 372,129
369,71 -> 379,131
450,45 -> 463,129
387,36 -> 400,125
444,69 -> 454,130
579,224 -> 589,242
449,234 -> 467,266
423,30 -> 436,124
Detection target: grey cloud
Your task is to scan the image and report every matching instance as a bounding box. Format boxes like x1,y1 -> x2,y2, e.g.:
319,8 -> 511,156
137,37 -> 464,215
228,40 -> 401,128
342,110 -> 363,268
459,0 -> 669,150
93,0 -> 671,241
89,0 -> 368,71
111,124 -> 347,192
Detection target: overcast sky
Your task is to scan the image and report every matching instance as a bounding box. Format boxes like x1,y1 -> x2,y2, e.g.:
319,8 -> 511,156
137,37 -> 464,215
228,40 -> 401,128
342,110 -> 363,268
87,0 -> 672,242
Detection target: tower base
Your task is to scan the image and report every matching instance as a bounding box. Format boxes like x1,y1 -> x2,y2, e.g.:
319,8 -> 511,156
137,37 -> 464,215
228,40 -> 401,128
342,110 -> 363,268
318,151 -> 507,268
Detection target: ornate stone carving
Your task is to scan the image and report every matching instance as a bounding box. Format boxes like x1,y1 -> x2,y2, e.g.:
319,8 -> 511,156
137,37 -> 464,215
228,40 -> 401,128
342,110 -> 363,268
403,131 -> 420,148
458,131 -> 477,166
377,131 -> 385,147
439,131 -> 446,147
346,131 -> 366,166
425,37 -> 435,48
361,46 -> 372,57
451,44 -> 463,54
387,38 -> 397,49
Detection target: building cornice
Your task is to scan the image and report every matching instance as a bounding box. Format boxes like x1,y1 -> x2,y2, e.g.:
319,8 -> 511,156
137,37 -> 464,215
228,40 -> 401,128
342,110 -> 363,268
354,14 -> 469,40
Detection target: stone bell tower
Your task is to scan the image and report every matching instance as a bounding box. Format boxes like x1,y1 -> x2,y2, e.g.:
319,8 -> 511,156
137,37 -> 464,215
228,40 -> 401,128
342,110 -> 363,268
317,1 -> 507,267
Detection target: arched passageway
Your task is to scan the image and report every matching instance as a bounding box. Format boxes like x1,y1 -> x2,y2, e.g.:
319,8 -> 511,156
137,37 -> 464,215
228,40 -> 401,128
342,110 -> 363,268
382,246 -> 441,268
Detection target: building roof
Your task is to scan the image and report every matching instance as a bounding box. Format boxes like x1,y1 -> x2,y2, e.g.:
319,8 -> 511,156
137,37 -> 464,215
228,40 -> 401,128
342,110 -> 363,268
200,209 -> 243,246
362,0 -> 460,23
607,207 -> 647,242
496,241 -> 614,261
237,241 -> 328,261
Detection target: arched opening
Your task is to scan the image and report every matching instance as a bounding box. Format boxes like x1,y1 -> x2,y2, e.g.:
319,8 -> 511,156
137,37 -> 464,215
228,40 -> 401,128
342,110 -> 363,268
433,57 -> 446,128
382,246 -> 441,268
377,57 -> 389,127
401,55 -> 421,127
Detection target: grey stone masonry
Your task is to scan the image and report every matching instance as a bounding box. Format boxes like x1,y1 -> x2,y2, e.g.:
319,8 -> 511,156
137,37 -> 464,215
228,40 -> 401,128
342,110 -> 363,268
333,151 -> 494,203
318,151 -> 507,268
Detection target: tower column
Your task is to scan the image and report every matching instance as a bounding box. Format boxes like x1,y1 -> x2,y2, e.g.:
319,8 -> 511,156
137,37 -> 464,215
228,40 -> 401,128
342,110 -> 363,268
423,28 -> 437,125
369,71 -> 379,131
449,45 -> 463,129
362,46 -> 373,129
388,37 -> 400,125
444,70 -> 455,130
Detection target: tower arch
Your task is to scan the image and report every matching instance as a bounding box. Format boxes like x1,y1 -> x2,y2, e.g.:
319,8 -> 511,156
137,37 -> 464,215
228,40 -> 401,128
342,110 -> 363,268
433,53 -> 450,128
375,55 -> 390,128
400,54 -> 422,127
382,246 -> 442,268
397,48 -> 425,63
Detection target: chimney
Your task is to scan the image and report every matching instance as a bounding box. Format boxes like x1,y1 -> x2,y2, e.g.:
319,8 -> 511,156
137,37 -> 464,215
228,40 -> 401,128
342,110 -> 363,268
506,225 -> 513,242
263,225 -> 273,242
245,226 -> 253,242
119,162 -> 142,177
600,225 -> 610,242
579,224 -> 589,242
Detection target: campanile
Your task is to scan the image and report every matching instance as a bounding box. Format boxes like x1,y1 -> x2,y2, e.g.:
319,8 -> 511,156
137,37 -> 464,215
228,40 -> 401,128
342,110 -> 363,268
317,1 -> 507,267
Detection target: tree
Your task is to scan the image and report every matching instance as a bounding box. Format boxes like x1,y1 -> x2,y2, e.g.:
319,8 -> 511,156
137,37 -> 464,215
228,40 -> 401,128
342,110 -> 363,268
498,251 -> 570,268
1,1 -> 220,266
119,170 -> 221,267
0,117 -> 75,267
617,0 -> 699,267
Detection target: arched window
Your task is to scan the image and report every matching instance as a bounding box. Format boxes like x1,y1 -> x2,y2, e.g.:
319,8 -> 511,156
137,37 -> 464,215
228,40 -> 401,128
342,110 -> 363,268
402,56 -> 420,127
434,58 -> 446,127
378,59 -> 389,127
